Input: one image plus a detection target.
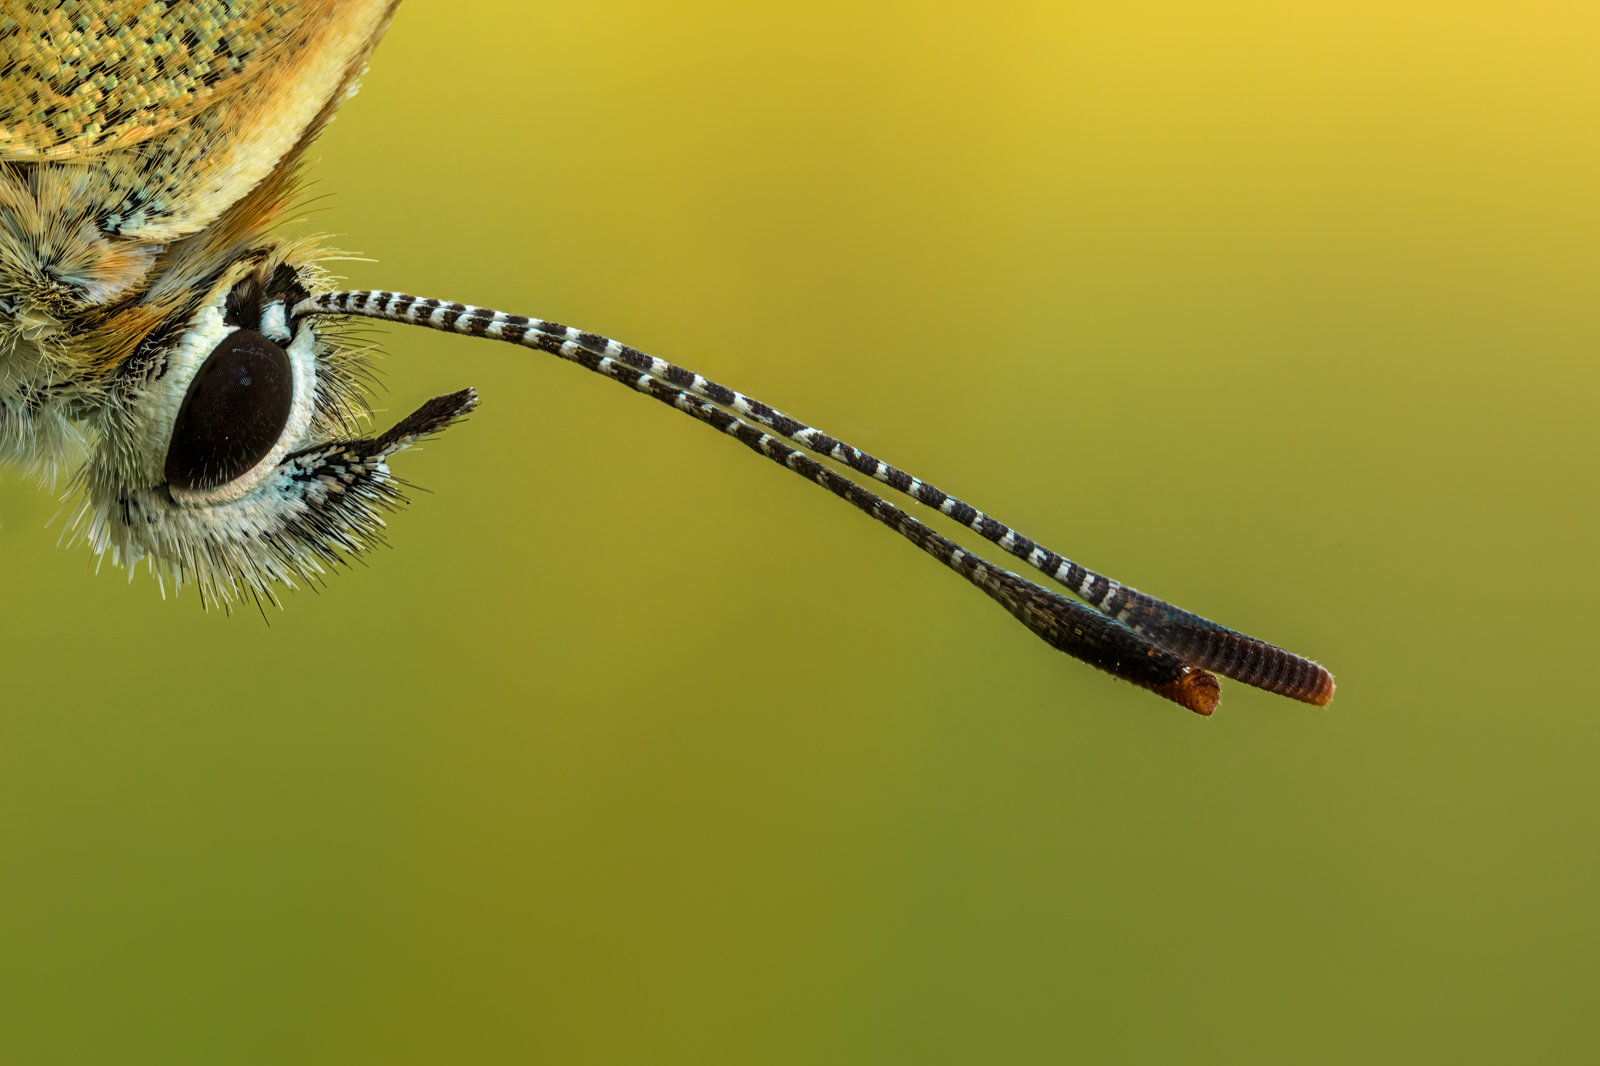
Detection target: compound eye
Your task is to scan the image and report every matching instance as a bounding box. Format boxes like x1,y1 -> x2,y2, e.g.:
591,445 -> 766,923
164,329 -> 294,491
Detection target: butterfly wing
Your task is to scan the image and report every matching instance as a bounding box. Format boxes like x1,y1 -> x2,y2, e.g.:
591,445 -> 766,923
0,0 -> 397,243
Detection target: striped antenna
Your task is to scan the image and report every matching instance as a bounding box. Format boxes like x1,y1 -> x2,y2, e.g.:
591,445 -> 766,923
294,291 -> 1334,712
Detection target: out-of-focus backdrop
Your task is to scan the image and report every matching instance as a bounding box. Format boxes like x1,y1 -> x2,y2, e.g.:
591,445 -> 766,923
1,1 -> 1595,1062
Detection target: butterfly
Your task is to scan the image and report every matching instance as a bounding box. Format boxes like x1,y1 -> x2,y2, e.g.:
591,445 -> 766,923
0,0 -> 1332,715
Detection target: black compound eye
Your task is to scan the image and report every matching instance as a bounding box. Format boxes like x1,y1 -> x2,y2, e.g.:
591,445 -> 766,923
164,329 -> 294,491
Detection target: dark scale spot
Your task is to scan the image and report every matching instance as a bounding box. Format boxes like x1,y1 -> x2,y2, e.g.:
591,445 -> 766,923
389,296 -> 416,317
703,382 -> 736,405
500,324 -> 528,344
663,365 -> 695,385
946,501 -> 978,527
577,331 -> 608,353
849,450 -> 878,475
1006,535 -> 1037,560
536,320 -> 566,336
976,516 -> 1006,542
502,314 -> 529,326
808,432 -> 840,453
165,330 -> 293,491
885,468 -> 913,492
768,414 -> 803,437
268,262 -> 309,308
438,309 -> 461,328
223,275 -> 261,327
917,485 -> 948,509
1085,575 -> 1110,605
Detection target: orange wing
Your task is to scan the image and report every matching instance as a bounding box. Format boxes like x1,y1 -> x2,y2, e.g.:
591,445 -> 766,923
0,0 -> 398,242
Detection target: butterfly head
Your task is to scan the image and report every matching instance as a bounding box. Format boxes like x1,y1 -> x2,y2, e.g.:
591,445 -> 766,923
64,245 -> 475,603
0,0 -> 479,604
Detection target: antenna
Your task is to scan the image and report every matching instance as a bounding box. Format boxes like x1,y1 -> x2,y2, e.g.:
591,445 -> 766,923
294,291 -> 1334,713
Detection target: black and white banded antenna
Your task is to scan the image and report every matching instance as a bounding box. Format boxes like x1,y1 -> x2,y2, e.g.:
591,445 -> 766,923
293,290 -> 1336,716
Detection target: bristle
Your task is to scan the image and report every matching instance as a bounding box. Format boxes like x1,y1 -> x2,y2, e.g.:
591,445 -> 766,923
70,387 -> 477,609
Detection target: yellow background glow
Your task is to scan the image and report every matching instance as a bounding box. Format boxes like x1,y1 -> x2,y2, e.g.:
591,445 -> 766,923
1,2 -> 1595,1061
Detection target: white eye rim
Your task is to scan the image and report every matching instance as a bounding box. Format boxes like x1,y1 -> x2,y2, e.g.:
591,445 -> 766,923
125,294 -> 320,506
259,299 -> 290,343
169,317 -> 318,506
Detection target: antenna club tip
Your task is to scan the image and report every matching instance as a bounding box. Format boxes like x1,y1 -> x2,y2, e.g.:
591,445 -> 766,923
1303,670 -> 1336,707
1152,668 -> 1220,716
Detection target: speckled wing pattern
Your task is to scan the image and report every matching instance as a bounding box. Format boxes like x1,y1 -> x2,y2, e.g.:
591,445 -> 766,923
0,0 -> 396,244
0,0 -> 304,157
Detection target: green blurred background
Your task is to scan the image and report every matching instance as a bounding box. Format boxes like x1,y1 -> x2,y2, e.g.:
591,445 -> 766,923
1,1 -> 1596,1061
